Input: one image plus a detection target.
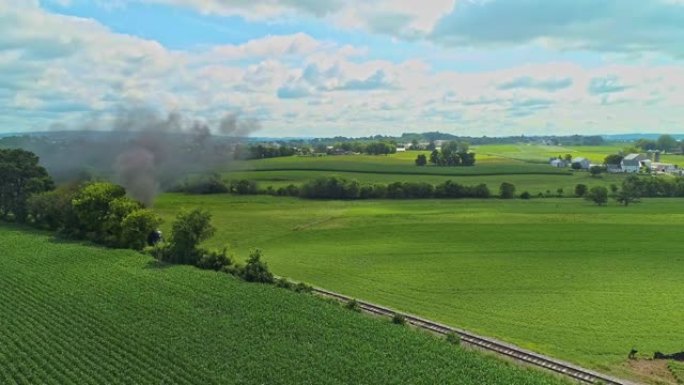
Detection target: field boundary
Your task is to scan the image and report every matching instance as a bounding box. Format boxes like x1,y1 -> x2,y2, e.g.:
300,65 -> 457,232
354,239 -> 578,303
312,287 -> 638,385
246,167 -> 573,177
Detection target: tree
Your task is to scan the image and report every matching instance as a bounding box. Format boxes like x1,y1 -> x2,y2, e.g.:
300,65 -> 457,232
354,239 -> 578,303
571,162 -> 582,170
575,184 -> 588,197
615,180 -> 641,206
414,154 -> 427,166
635,139 -> 657,151
71,182 -> 127,238
586,186 -> 608,206
429,150 -> 440,165
27,183 -> 79,230
102,196 -> 142,247
610,184 -> 619,194
604,154 -> 623,165
589,166 -> 604,177
499,182 -> 516,199
410,139 -> 420,150
657,134 -> 678,152
0,148 -> 54,221
167,209 -> 216,264
564,154 -> 573,162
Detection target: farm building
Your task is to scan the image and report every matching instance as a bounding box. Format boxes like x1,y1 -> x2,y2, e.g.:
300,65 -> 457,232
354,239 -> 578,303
550,158 -> 567,168
571,157 -> 590,170
396,147 -> 406,152
606,164 -> 622,173
651,162 -> 676,173
621,154 -> 649,173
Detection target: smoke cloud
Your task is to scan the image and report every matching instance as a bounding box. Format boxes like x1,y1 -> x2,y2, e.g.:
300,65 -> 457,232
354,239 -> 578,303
18,108 -> 260,206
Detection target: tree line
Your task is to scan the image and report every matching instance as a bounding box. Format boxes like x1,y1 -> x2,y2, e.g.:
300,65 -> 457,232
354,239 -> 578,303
0,148 -> 314,294
415,141 -> 476,167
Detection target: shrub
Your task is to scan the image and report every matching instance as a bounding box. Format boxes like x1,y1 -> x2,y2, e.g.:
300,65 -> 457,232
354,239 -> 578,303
240,249 -> 274,283
520,191 -> 531,200
446,332 -> 461,345
345,299 -> 361,312
293,282 -> 313,293
120,209 -> 162,250
196,248 -> 232,271
275,277 -> 294,290
392,314 -> 406,325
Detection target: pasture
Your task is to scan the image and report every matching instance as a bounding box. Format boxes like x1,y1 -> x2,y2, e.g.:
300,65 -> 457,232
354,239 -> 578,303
0,224 -> 566,385
155,194 -> 684,383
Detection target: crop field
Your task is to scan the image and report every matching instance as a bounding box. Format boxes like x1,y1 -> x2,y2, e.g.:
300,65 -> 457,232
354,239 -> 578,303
225,144 -> 657,194
0,224 -> 567,385
154,194 -> 684,383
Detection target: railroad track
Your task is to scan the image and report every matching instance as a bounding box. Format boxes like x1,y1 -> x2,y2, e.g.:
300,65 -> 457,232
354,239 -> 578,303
313,287 -> 636,385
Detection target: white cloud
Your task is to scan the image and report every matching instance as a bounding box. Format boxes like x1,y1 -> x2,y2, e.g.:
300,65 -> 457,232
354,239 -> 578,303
430,0 -> 684,57
2,1 -> 684,137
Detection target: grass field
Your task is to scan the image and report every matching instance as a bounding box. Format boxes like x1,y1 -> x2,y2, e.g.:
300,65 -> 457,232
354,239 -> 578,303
670,362 -> 684,384
0,224 -> 568,385
227,169 -> 625,196
154,194 -> 684,383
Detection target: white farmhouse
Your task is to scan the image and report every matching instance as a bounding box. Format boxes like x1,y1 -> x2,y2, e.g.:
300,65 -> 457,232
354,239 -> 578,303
621,154 -> 648,173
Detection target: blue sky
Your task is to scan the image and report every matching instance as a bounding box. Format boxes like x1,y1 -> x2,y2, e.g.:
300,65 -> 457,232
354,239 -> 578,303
2,0 -> 684,137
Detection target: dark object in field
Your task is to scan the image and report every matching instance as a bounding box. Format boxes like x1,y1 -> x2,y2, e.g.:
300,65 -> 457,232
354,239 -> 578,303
653,351 -> 684,361
147,230 -> 163,246
628,348 -> 637,359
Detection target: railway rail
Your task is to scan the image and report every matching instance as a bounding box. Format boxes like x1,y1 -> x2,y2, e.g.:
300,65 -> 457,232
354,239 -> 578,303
313,287 -> 636,385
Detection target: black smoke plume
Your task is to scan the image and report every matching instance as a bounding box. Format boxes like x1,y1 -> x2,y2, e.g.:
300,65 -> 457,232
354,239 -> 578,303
16,108 -> 260,206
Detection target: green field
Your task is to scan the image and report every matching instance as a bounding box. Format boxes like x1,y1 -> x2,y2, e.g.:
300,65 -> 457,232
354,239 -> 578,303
155,194 -> 684,383
0,224 -> 567,385
227,143 -> 678,195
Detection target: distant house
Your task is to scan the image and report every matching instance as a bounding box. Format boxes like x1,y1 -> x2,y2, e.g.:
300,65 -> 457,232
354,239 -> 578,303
550,158 -> 567,168
396,146 -> 406,152
606,164 -> 622,173
571,157 -> 591,170
621,154 -> 648,173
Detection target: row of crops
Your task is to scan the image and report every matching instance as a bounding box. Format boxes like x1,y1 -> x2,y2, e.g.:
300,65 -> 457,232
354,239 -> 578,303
0,225 -> 568,385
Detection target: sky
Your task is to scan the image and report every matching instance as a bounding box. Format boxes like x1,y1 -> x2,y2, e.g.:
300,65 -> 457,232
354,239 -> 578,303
2,0 -> 684,138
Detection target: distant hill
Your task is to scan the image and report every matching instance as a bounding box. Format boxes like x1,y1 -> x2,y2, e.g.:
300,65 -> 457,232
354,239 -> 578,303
602,133 -> 684,141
